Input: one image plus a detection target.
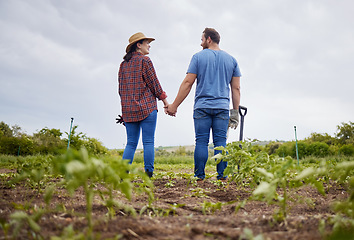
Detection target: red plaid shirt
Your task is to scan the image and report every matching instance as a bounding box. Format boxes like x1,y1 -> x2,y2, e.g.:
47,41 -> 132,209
118,52 -> 167,122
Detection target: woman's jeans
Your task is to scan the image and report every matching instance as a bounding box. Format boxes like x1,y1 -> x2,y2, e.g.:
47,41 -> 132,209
122,110 -> 157,173
193,108 -> 229,180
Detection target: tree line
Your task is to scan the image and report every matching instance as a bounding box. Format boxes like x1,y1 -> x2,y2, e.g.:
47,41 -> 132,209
1,121 -> 353,158
261,121 -> 354,158
0,121 -> 108,156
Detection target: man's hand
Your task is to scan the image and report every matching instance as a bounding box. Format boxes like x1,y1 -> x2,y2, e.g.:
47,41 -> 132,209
228,109 -> 239,129
164,73 -> 196,117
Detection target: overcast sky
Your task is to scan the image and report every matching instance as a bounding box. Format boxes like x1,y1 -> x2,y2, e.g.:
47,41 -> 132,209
1,0 -> 353,149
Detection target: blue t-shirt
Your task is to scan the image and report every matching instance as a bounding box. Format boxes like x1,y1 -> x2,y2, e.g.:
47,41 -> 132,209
187,49 -> 241,110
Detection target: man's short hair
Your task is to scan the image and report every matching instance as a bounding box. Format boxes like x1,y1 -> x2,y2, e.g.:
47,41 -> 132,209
203,28 -> 220,44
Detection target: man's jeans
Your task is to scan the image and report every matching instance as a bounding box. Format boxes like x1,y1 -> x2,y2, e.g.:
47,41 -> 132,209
193,108 -> 229,180
122,110 -> 157,173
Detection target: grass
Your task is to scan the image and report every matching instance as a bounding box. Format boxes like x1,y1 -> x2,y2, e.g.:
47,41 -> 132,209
2,153 -> 353,182
98,153 -> 218,178
129,154 -> 217,175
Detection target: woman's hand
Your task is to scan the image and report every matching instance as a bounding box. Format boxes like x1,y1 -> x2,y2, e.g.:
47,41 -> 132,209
163,104 -> 170,115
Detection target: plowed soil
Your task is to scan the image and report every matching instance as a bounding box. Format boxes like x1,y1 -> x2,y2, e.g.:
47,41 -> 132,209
0,168 -> 349,240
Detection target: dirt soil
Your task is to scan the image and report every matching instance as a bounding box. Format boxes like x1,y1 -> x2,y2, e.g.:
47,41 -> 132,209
0,168 -> 349,240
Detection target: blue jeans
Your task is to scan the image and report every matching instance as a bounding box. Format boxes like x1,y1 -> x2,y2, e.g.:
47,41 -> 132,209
122,110 -> 157,173
193,108 -> 229,180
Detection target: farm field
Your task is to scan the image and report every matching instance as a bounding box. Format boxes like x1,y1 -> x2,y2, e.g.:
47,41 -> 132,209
0,146 -> 353,240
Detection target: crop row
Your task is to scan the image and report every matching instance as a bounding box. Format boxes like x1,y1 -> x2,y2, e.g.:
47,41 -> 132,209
0,142 -> 353,239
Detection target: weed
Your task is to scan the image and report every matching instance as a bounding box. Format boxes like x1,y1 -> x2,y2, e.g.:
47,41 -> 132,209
165,180 -> 175,188
189,188 -> 210,198
163,203 -> 185,216
201,201 -> 223,215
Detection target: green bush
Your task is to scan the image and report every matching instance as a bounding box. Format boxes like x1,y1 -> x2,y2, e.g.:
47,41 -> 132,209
275,142 -> 293,157
339,144 -> 354,156
0,122 -> 107,156
305,132 -> 337,145
307,142 -> 330,157
250,144 -> 264,154
83,137 -> 108,155
265,142 -> 282,155
329,145 -> 340,156
32,127 -> 66,154
109,149 -> 124,156
294,142 -> 308,158
0,136 -> 35,155
276,141 -> 330,158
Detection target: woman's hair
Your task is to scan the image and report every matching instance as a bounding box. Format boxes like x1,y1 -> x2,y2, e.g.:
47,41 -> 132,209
203,28 -> 220,44
123,39 -> 145,62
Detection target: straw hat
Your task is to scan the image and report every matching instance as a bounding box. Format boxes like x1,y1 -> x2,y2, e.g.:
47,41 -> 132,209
126,32 -> 155,53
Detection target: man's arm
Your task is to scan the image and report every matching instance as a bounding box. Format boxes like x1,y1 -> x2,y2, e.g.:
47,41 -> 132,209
230,76 -> 241,110
228,76 -> 241,129
167,73 -> 197,116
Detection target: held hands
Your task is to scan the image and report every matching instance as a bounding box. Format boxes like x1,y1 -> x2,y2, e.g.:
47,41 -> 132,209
162,99 -> 176,116
228,109 -> 239,129
164,103 -> 177,117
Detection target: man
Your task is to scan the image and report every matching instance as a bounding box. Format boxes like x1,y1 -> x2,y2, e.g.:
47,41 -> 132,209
166,28 -> 241,181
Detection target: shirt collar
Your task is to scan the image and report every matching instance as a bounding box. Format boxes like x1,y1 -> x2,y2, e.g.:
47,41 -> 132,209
132,51 -> 143,56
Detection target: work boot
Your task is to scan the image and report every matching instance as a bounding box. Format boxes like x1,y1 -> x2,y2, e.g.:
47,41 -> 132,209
219,177 -> 227,182
146,171 -> 153,178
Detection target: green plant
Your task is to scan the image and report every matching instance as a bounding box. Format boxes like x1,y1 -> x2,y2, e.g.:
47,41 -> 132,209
336,121 -> 354,145
163,203 -> 185,216
213,141 -> 254,186
10,155 -> 53,194
327,214 -> 354,240
32,127 -> 66,154
52,148 -> 154,237
201,201 -> 223,215
50,224 -> 86,240
234,200 -> 247,214
165,180 -> 175,188
9,209 -> 45,239
307,142 -> 330,157
240,227 -> 264,240
213,141 -> 277,188
14,168 -> 46,194
188,188 -> 210,198
295,159 -> 354,237
0,217 -> 11,239
165,171 -> 177,179
176,172 -> 194,180
210,179 -> 227,188
0,172 -> 17,188
339,144 -> 354,156
215,141 -> 324,222
252,157 -> 300,222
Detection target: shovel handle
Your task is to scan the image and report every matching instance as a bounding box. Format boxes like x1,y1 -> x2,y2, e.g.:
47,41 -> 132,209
239,105 -> 247,117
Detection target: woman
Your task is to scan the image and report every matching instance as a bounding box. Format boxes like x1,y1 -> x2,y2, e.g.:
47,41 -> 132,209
118,32 -> 168,178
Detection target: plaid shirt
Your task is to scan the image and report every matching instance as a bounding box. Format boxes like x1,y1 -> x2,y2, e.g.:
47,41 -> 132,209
118,52 -> 167,122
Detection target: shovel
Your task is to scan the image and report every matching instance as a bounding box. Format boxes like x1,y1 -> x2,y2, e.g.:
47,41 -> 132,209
237,105 -> 247,171
238,105 -> 247,147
